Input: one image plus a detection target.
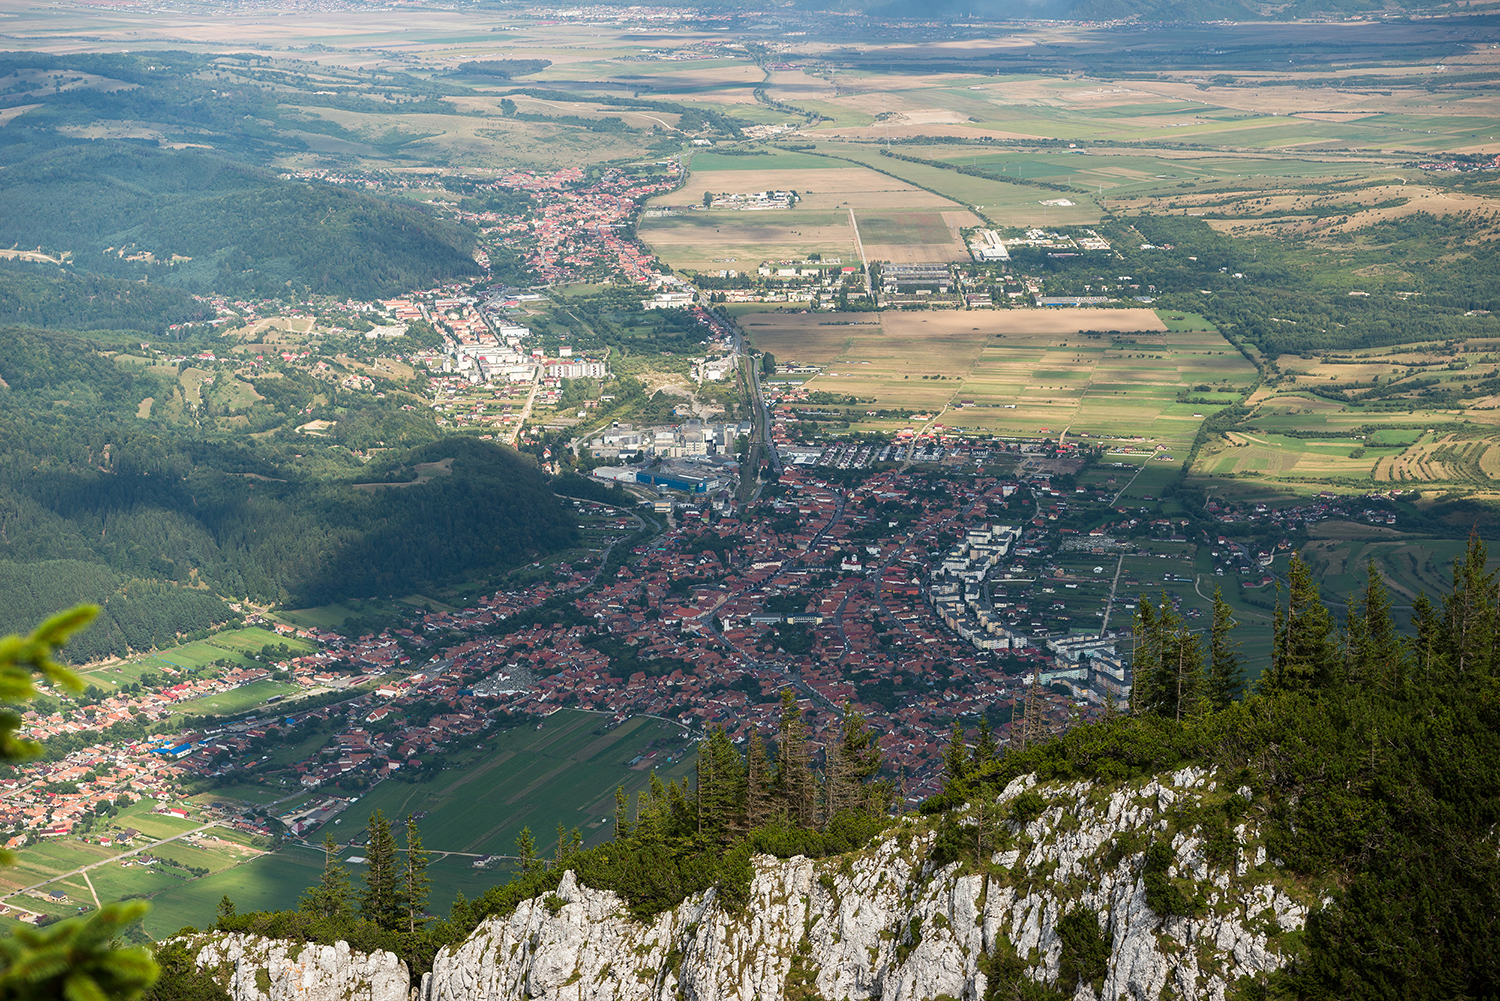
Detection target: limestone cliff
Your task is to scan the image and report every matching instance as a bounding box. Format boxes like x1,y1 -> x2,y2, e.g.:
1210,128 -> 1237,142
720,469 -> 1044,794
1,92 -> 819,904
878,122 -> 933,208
189,931 -> 409,1001
420,768 -> 1310,1001
191,768 -> 1313,1001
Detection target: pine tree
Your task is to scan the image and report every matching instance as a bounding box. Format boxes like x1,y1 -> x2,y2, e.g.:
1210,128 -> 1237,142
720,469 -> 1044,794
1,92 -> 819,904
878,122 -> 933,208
358,810 -> 402,930
823,704 -> 885,820
1204,588 -> 1243,710
1441,531 -> 1499,679
972,717 -> 997,771
1167,617 -> 1204,721
515,826 -> 541,876
697,727 -> 746,840
613,786 -> 631,839
299,834 -> 352,920
1130,596 -> 1162,715
774,688 -> 816,826
941,720 -> 970,794
1351,563 -> 1403,690
1263,554 -> 1338,694
746,730 -> 771,827
401,815 -> 429,935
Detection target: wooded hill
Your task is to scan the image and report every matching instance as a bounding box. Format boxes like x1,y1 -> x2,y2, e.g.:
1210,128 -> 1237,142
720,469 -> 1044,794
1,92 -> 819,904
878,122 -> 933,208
0,145 -> 479,300
0,326 -> 576,660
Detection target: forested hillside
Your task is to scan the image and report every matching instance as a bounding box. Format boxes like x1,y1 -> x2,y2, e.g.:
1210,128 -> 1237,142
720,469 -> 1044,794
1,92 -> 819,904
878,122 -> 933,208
0,265 -> 216,335
0,326 -> 576,658
0,145 -> 479,300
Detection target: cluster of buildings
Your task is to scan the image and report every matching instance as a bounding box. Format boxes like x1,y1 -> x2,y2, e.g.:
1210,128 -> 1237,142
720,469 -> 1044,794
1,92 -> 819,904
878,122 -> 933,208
586,420 -> 752,462
708,190 -> 796,211
474,164 -> 684,285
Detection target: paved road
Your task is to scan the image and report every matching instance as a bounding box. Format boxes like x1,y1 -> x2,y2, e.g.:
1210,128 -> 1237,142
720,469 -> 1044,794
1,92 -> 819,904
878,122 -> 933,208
1098,552 -> 1128,636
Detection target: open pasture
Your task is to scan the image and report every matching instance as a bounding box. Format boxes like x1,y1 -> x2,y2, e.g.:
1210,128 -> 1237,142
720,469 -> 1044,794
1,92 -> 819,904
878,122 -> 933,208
857,209 -> 975,263
315,710 -> 696,858
1298,536 -> 1500,616
639,211 -> 856,274
807,145 -> 1103,227
645,161 -> 983,269
747,309 -> 1251,440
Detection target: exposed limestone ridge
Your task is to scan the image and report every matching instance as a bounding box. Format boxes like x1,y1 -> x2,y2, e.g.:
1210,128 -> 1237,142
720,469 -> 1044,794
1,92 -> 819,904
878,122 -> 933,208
418,767 -> 1315,1001
189,931 -> 410,1001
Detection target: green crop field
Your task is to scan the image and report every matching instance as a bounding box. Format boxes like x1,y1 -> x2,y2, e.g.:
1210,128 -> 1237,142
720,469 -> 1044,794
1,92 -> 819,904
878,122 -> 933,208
133,710 -> 699,936
745,310 -> 1252,444
689,151 -> 837,172
322,710 -> 696,855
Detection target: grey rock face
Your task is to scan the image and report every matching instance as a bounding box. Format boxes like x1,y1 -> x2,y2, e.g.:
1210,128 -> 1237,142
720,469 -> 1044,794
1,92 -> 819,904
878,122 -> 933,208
419,770 -> 1309,1001
189,932 -> 409,1001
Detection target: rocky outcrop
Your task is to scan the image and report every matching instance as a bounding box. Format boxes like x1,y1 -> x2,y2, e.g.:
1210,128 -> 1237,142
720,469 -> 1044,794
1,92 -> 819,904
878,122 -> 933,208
181,771 -> 1309,1001
420,768 -> 1312,1001
189,932 -> 409,1001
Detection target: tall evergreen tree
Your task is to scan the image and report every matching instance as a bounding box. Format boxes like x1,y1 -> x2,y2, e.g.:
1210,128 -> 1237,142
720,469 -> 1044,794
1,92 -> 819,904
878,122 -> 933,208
1440,531 -> 1499,679
299,834 -> 352,920
1346,563 -> 1403,691
745,730 -> 771,827
1263,554 -> 1338,694
972,717 -> 997,771
358,810 -> 402,930
1167,616 -> 1205,721
941,720 -> 970,794
613,786 -> 631,839
824,704 -> 885,820
515,826 -> 540,877
697,727 -> 746,840
1206,587 -> 1243,710
774,688 -> 817,826
1130,596 -> 1163,715
401,814 -> 429,935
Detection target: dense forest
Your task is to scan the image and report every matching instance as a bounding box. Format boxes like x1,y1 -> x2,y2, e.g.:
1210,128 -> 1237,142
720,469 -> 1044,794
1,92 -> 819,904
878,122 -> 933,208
0,265 -> 216,335
0,145 -> 479,300
174,541 -> 1500,1001
0,326 -> 577,656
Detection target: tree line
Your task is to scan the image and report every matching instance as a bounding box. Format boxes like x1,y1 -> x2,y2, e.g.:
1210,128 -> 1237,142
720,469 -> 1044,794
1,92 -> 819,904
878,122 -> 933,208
928,538 -> 1500,1001
196,690 -> 893,984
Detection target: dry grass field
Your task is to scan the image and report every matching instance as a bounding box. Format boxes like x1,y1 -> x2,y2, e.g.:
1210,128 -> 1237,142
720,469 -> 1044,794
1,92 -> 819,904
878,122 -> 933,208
745,308 -> 1247,440
642,161 -> 980,267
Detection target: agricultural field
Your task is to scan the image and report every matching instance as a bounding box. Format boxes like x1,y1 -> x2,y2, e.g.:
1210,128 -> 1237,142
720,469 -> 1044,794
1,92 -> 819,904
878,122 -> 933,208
76,628 -> 316,695
0,799 -> 265,935
133,710 -> 698,936
745,308 -> 1254,444
1190,337 -> 1500,496
642,160 -> 980,270
319,710 -> 696,855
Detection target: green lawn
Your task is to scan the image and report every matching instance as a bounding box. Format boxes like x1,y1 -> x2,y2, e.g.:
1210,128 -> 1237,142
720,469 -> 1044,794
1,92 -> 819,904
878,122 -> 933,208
175,679 -> 304,716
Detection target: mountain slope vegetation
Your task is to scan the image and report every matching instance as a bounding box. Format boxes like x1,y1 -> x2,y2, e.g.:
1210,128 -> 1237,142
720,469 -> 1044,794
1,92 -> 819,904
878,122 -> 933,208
0,145 -> 480,300
0,326 -> 576,658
